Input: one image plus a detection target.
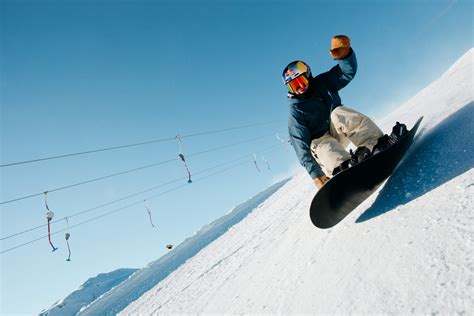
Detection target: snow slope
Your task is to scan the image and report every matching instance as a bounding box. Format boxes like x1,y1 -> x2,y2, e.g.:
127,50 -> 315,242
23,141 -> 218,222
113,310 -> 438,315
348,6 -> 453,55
119,48 -> 473,314
39,268 -> 137,316
71,178 -> 289,315
47,48 -> 473,315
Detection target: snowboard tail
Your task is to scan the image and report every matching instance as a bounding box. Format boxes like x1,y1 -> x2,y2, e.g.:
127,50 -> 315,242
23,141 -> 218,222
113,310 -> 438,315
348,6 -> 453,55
310,117 -> 423,228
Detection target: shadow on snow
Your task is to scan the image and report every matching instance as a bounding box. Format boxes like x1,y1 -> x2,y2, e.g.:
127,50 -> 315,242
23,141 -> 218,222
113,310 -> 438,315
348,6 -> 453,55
356,101 -> 474,223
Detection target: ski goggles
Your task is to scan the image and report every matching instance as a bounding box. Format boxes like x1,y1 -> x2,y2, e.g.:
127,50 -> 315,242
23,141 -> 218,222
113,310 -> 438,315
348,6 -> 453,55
286,75 -> 309,94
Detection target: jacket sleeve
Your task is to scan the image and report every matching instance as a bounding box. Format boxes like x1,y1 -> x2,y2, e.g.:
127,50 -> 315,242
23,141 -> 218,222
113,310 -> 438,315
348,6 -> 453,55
323,48 -> 357,91
288,110 -> 325,179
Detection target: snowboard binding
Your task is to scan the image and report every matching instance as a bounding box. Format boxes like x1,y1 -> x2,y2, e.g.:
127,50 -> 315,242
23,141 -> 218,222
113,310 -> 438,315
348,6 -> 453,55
350,146 -> 372,165
332,146 -> 371,176
390,121 -> 408,141
332,159 -> 350,176
372,122 -> 408,155
332,121 -> 409,176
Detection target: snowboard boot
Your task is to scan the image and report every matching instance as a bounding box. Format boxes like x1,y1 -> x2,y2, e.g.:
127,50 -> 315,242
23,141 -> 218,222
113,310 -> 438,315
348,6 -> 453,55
372,134 -> 395,155
350,146 -> 372,166
332,159 -> 351,176
372,122 -> 408,155
390,121 -> 408,141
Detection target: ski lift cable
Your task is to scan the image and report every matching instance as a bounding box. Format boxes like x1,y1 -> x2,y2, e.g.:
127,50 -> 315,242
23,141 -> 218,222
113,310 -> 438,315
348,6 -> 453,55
0,158 -> 174,205
0,144 -> 286,254
1,143 -> 284,241
179,121 -> 277,139
0,143 -> 284,241
1,145 -> 281,241
185,134 -> 270,159
0,133 -> 275,205
0,121 -> 278,168
0,159 -> 252,254
0,174 -> 186,241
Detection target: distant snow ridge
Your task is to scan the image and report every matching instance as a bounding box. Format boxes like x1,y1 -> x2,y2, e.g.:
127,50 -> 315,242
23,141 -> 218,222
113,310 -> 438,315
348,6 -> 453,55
39,268 -> 137,316
74,178 -> 289,315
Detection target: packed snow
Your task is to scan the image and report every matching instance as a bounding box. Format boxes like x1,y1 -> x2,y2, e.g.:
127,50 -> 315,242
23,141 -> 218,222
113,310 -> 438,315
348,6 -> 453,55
43,48 -> 474,315
41,179 -> 289,315
39,268 -> 137,316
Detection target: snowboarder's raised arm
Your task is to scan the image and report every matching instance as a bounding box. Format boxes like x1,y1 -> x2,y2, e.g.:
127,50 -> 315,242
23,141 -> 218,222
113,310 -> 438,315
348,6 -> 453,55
323,35 -> 358,91
288,110 -> 326,180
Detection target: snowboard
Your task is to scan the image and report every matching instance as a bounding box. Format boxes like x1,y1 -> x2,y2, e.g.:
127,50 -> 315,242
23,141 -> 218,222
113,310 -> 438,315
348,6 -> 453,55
310,116 -> 423,229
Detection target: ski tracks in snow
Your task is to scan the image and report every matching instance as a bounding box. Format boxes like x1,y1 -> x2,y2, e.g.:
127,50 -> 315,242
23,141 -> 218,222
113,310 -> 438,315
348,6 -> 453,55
121,172 -> 317,314
122,168 -> 473,314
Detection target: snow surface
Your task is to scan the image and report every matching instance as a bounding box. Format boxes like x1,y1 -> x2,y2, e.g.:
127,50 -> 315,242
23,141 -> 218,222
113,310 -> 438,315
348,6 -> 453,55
66,179 -> 288,315
39,268 -> 137,316
43,48 -> 474,315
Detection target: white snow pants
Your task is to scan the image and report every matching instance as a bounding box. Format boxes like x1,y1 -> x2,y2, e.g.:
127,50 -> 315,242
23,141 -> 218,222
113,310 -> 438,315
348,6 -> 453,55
310,106 -> 384,177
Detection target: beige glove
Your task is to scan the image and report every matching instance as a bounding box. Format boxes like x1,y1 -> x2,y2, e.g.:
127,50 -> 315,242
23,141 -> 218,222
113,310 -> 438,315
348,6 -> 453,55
329,35 -> 351,59
313,175 -> 330,189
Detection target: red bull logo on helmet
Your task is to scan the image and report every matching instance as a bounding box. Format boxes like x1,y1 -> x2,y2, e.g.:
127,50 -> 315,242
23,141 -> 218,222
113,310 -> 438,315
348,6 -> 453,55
283,61 -> 310,84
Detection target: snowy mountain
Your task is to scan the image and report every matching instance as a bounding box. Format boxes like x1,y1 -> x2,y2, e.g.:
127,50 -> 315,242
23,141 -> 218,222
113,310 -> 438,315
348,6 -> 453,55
42,48 -> 473,315
55,178 -> 288,315
39,268 -> 137,316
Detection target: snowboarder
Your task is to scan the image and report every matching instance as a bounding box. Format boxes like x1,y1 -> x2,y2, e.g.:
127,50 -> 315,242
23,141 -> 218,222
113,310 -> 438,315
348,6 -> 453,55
284,35 -> 390,189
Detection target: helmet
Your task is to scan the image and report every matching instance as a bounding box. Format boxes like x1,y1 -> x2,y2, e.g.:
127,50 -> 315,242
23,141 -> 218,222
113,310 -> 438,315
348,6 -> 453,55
282,61 -> 311,94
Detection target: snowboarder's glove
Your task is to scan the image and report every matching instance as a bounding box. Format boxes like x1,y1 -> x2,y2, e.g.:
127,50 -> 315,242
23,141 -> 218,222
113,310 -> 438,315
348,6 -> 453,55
329,35 -> 351,60
314,175 -> 330,189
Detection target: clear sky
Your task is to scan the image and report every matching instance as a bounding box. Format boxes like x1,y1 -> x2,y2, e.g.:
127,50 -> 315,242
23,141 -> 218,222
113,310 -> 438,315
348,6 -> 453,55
1,0 -> 472,314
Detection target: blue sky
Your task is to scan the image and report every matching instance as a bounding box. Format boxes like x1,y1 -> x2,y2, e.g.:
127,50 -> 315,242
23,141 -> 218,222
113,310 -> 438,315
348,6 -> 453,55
1,0 -> 472,314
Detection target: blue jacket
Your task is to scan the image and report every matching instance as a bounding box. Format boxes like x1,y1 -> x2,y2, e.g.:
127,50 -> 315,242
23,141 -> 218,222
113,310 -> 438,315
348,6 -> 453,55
287,49 -> 357,179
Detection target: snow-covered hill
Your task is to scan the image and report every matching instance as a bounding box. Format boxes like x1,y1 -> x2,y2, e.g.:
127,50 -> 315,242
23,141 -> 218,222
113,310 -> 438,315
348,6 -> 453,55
43,48 -> 474,315
39,178 -> 289,315
39,268 -> 137,316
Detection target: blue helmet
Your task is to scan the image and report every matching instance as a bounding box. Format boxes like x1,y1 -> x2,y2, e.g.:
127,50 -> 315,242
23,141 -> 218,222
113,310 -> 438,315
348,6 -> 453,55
282,60 -> 311,85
